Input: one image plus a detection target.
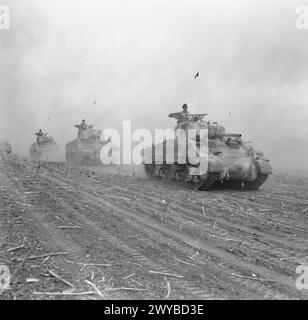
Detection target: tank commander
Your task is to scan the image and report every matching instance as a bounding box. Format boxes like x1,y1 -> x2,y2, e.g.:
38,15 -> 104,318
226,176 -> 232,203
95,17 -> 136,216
168,103 -> 193,125
35,129 -> 44,144
79,119 -> 88,130
75,119 -> 88,137
35,129 -> 43,137
178,104 -> 191,122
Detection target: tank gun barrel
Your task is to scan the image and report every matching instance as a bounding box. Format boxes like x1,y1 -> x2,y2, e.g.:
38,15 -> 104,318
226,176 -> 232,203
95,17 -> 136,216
168,112 -> 181,119
191,114 -> 207,121
191,113 -> 208,117
216,132 -> 242,138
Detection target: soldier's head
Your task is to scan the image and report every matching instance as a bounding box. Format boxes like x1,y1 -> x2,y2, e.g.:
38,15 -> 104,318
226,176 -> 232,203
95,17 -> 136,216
182,104 -> 188,111
39,129 -> 42,132
82,119 -> 86,123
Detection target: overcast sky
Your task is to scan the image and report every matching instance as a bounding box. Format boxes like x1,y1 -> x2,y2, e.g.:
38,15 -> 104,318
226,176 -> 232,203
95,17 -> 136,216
0,0 -> 308,170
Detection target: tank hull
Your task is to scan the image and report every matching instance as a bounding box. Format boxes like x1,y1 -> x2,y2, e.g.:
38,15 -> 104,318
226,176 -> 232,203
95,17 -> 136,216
144,163 -> 221,190
143,134 -> 272,191
65,139 -> 106,167
30,143 -> 60,162
212,139 -> 272,189
143,137 -> 223,190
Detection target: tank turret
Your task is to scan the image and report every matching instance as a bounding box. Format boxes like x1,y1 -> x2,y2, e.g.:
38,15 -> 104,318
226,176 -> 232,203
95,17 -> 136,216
37,134 -> 56,145
214,132 -> 242,139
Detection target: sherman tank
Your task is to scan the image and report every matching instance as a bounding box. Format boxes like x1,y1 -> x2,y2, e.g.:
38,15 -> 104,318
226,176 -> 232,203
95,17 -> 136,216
65,125 -> 106,166
143,112 -> 272,190
30,133 -> 60,161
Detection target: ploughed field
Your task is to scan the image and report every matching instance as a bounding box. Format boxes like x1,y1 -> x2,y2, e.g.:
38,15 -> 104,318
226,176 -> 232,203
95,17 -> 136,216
0,157 -> 307,300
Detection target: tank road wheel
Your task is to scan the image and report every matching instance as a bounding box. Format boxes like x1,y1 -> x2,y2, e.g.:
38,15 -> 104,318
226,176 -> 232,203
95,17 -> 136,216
144,163 -> 154,176
243,174 -> 268,190
198,173 -> 221,191
158,167 -> 166,178
175,168 -> 186,181
182,168 -> 220,191
144,164 -> 160,179
218,179 -> 244,190
144,164 -> 220,191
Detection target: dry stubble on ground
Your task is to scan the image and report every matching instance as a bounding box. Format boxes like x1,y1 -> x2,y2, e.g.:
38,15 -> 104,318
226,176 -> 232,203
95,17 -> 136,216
0,157 -> 307,300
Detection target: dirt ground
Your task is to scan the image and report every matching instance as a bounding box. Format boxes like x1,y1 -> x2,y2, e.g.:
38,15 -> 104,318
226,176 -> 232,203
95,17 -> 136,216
0,156 -> 307,300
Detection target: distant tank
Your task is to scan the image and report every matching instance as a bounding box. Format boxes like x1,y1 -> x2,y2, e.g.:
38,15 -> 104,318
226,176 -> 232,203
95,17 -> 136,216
143,112 -> 272,190
0,140 -> 12,155
65,125 -> 106,166
30,132 -> 60,161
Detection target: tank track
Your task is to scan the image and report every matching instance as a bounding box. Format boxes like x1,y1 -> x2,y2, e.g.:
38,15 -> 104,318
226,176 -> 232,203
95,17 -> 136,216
218,173 -> 269,191
243,173 -> 269,190
144,164 -> 220,191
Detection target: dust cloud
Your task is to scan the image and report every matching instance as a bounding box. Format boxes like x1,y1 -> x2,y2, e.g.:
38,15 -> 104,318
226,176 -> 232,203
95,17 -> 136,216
0,0 -> 307,173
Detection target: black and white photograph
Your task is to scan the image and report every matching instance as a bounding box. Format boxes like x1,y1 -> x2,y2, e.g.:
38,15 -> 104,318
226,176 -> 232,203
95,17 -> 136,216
0,0 -> 307,306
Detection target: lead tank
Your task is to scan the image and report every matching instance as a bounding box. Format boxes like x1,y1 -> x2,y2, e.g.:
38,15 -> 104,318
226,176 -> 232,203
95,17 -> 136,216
65,125 -> 107,166
143,112 -> 272,190
30,133 -> 60,161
